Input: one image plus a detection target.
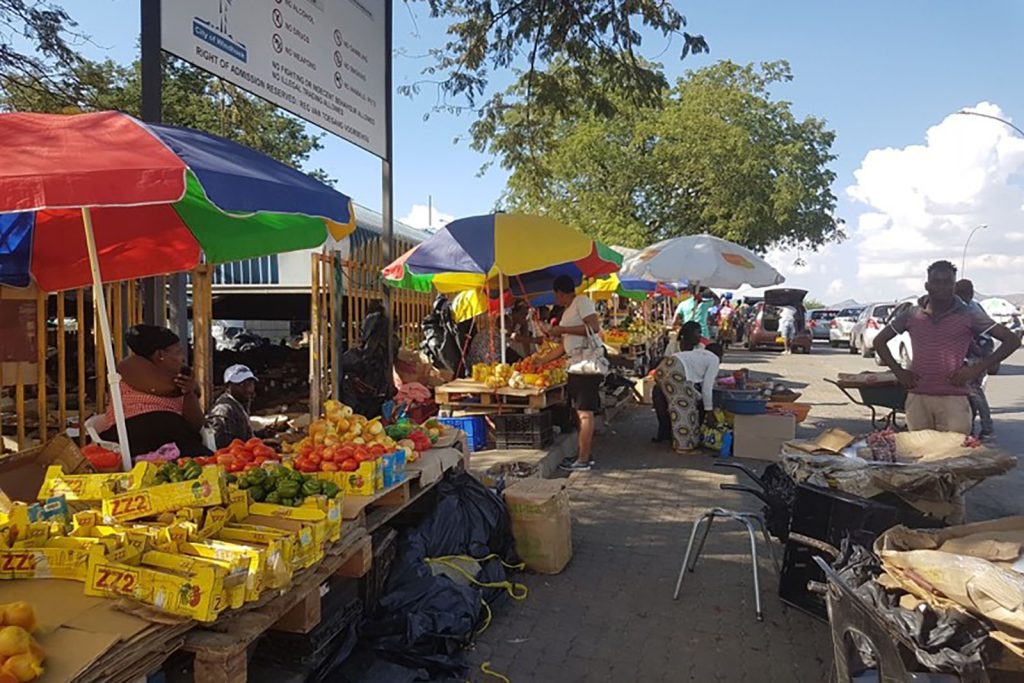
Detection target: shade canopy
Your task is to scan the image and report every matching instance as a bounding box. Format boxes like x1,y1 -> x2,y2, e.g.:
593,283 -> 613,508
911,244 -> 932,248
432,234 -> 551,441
620,234 -> 784,290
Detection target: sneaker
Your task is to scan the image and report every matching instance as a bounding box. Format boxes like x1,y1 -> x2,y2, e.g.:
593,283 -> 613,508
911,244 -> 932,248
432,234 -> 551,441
559,460 -> 593,472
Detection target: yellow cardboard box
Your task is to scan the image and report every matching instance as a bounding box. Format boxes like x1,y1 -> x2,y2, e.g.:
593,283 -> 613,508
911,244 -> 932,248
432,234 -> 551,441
39,462 -> 155,503
302,495 -> 343,543
102,467 -> 224,522
180,538 -> 265,603
85,551 -> 225,622
217,524 -> 294,589
0,543 -> 109,581
242,513 -> 322,569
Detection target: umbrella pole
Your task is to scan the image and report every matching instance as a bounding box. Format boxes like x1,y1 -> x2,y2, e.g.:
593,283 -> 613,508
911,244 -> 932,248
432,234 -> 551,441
499,272 -> 507,364
81,208 -> 133,470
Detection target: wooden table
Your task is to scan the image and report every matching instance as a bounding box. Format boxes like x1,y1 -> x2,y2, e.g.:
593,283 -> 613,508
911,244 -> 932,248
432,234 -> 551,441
435,379 -> 567,415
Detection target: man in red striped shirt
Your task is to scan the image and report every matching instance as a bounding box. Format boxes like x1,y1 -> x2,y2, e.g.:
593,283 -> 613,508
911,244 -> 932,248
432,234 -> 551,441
873,260 -> 1020,434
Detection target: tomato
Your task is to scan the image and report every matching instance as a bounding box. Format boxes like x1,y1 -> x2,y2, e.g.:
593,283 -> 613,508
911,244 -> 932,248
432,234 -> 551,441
229,438 -> 245,449
246,437 -> 263,449
308,453 -> 322,466
295,458 -> 319,473
340,458 -> 359,472
368,444 -> 386,457
253,456 -> 269,466
215,453 -> 236,467
338,445 -> 355,460
320,462 -> 340,472
227,461 -> 244,473
253,445 -> 276,459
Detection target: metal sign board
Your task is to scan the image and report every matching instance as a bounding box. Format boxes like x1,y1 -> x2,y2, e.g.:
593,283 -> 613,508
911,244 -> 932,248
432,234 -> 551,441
162,0 -> 387,158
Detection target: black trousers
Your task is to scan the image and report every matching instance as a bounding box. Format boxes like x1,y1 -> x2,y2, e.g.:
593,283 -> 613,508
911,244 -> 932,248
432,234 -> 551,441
101,411 -> 212,457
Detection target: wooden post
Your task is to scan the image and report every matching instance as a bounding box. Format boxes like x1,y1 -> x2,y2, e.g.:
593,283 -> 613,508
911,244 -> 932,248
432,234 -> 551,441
94,290 -> 106,416
57,293 -> 66,433
112,282 -> 124,361
192,266 -> 213,411
77,289 -> 86,445
15,371 -> 25,449
36,291 -> 47,443
309,253 -> 322,419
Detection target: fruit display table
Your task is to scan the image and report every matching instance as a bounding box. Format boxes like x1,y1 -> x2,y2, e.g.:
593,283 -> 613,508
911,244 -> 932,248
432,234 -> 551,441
435,378 -> 568,416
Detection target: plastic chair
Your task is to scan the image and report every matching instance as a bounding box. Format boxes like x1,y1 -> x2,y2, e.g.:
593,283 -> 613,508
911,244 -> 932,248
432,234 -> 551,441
84,415 -> 121,452
673,506 -> 780,621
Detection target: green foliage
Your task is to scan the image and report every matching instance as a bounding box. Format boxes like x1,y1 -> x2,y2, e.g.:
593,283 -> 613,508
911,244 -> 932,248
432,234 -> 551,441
805,299 -> 826,310
402,1 -> 707,126
474,60 -> 844,253
0,0 -> 84,102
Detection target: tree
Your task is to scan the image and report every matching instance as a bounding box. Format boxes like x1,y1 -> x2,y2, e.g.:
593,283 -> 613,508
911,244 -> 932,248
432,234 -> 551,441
474,60 -> 843,252
805,299 -> 825,310
0,0 -> 85,104
1,55 -> 328,177
403,1 -> 707,123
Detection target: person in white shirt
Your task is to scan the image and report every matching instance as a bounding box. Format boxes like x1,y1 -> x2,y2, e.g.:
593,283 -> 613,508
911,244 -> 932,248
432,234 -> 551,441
546,275 -> 603,472
652,322 -> 721,451
778,305 -> 798,355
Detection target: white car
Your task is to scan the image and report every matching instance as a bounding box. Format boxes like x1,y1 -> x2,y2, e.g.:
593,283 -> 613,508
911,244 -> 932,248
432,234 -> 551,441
849,302 -> 898,358
828,306 -> 863,347
883,297 -> 1007,374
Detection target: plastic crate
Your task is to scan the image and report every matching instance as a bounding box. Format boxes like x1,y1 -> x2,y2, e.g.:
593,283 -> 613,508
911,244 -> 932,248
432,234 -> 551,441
438,415 -> 487,451
360,527 -> 398,616
492,411 -> 554,450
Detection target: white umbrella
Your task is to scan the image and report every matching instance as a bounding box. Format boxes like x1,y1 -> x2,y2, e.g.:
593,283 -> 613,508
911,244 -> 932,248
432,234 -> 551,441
620,234 -> 784,289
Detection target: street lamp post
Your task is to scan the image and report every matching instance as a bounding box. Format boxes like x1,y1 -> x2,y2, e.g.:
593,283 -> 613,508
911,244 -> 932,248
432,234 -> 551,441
956,110 -> 1024,137
962,224 -> 988,276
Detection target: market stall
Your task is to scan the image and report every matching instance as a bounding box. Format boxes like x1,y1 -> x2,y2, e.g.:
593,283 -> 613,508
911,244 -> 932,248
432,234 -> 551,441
0,400 -> 467,683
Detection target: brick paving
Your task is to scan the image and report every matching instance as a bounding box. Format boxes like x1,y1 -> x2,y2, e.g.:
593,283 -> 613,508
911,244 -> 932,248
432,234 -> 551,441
466,403 -> 831,683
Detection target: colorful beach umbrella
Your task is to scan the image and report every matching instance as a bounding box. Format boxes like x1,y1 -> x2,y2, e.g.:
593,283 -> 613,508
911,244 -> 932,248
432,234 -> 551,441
0,111 -> 357,466
620,234 -> 784,289
381,213 -> 622,296
0,111 -> 356,291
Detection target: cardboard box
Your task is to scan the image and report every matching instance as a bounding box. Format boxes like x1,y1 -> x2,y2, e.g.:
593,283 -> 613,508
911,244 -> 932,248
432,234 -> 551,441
732,414 -> 796,461
503,479 -> 572,574
633,376 -> 655,404
0,436 -> 94,503
101,466 -> 224,522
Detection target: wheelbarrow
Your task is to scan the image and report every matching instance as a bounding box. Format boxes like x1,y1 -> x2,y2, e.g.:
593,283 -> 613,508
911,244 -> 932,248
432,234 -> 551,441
824,377 -> 906,430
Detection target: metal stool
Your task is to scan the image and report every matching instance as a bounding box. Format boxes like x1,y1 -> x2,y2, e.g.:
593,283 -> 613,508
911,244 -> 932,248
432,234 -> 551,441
673,507 -> 780,621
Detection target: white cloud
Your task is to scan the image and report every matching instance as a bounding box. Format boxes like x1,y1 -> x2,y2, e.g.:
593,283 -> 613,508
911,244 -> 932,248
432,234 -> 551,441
400,203 -> 454,232
846,102 -> 1024,300
827,279 -> 844,295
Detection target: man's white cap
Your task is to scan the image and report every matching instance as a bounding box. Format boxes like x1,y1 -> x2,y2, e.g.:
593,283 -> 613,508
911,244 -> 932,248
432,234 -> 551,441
224,364 -> 258,384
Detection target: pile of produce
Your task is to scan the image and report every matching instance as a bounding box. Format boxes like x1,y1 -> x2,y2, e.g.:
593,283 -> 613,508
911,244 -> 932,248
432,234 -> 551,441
154,459 -> 205,483
865,428 -> 897,463
474,342 -> 568,390
471,362 -> 514,389
234,464 -> 340,505
385,418 -> 443,456
0,602 -> 44,682
197,438 -> 281,472
81,444 -> 120,471
604,329 -> 631,345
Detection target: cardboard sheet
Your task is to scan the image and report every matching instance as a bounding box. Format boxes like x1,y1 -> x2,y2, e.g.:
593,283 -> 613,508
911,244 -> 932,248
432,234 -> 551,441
35,627 -> 122,683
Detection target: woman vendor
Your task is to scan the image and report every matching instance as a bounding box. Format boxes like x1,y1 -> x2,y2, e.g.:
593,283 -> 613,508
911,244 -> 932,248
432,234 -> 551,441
652,322 -> 722,452
99,325 -> 210,456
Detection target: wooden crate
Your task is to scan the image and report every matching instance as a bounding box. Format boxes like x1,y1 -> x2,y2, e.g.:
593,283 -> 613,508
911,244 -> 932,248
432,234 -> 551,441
435,379 -> 567,415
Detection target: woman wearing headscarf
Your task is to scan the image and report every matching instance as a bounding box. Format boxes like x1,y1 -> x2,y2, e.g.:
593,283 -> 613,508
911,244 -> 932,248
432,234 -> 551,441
99,324 -> 209,456
652,321 -> 721,452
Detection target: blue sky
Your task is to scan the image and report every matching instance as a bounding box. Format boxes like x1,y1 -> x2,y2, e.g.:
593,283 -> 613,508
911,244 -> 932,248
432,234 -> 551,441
63,1 -> 1024,301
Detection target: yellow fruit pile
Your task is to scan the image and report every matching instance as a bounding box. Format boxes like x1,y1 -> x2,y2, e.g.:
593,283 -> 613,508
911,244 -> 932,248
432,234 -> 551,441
282,400 -> 398,455
0,602 -> 44,682
471,363 -> 514,389
604,329 -> 631,344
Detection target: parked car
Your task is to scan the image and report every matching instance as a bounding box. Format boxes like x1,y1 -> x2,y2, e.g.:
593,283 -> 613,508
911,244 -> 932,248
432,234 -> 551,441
979,298 -> 1024,340
808,309 -> 838,341
849,301 -> 898,358
885,297 -> 1010,374
828,306 -> 863,347
746,288 -> 813,353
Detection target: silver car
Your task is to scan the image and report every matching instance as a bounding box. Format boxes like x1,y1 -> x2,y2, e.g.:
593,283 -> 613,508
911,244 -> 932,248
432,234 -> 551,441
849,302 -> 897,358
828,306 -> 863,347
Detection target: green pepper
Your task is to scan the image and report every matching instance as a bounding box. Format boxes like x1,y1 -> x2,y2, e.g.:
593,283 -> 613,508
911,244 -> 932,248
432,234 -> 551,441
289,497 -> 302,507
154,472 -> 169,484
248,485 -> 266,502
247,468 -> 268,485
276,481 -> 300,498
278,497 -> 293,507
236,478 -> 250,490
265,491 -> 281,504
321,482 -> 340,499
225,473 -> 238,485
167,466 -> 184,483
183,463 -> 202,480
301,479 -> 322,496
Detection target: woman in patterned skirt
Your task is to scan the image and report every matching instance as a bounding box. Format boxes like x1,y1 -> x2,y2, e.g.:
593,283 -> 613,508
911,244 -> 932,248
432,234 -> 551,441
653,322 -> 722,452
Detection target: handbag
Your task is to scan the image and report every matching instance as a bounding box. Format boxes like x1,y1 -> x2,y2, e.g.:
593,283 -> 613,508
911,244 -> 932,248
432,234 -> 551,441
567,327 -> 609,375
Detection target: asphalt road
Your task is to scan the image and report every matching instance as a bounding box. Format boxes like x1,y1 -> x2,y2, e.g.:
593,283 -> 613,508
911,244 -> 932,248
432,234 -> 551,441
718,340 -> 1024,521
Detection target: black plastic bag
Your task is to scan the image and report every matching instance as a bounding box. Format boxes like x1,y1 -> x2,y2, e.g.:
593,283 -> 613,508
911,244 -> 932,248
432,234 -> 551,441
352,471 -> 519,678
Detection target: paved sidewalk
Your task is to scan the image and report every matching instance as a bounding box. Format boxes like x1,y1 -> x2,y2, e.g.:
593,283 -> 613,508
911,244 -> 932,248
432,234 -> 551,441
466,404 -> 831,683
